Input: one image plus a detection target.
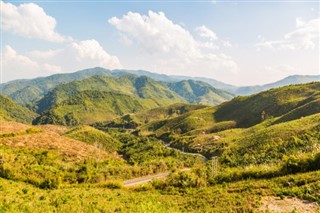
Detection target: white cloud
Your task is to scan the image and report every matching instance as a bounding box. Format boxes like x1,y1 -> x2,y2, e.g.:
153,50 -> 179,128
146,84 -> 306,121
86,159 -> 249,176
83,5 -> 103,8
196,25 -> 218,41
108,11 -> 237,77
256,17 -> 320,50
1,2 -> 71,42
108,11 -> 199,57
196,25 -> 233,50
30,39 -> 122,72
1,46 -> 62,82
2,40 -> 122,82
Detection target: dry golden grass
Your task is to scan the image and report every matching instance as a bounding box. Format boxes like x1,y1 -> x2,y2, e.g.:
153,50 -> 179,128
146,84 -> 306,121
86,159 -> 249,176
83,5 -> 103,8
36,124 -> 68,135
0,121 -> 31,134
0,121 -> 121,162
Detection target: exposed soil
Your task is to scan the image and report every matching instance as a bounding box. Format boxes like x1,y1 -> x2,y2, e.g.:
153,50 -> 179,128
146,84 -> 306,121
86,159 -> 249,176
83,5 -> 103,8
259,196 -> 319,213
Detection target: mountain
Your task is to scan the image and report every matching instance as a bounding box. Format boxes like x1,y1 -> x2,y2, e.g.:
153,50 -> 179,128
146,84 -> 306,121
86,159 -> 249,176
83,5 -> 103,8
32,90 -> 171,125
235,75 -> 320,95
140,82 -> 320,136
34,75 -> 184,114
0,67 -> 112,105
165,80 -> 234,105
0,95 -> 37,123
1,66 -> 318,106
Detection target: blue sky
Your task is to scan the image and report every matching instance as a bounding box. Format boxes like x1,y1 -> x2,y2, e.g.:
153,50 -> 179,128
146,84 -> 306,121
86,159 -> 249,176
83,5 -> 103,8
1,0 -> 319,85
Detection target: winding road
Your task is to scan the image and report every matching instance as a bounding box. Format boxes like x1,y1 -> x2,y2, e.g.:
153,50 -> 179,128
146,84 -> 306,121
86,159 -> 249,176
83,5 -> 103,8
123,140 -> 208,187
123,168 -> 190,187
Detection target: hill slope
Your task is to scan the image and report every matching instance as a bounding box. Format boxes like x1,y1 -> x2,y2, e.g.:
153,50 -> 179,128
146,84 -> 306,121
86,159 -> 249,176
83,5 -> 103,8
34,75 -> 184,114
141,82 -> 320,136
165,80 -> 234,105
33,90 -> 164,125
0,95 -> 37,123
1,66 -> 319,105
0,67 -> 112,105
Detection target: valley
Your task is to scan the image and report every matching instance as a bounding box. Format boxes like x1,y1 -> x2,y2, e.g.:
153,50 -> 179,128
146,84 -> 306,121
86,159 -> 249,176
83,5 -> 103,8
0,68 -> 319,212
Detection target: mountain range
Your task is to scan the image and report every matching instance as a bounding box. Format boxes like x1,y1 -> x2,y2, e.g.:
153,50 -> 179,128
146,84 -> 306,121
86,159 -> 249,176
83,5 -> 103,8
1,67 -> 319,106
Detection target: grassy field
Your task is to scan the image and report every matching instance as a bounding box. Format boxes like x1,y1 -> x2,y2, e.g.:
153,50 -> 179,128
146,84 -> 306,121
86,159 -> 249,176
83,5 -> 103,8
1,170 -> 319,212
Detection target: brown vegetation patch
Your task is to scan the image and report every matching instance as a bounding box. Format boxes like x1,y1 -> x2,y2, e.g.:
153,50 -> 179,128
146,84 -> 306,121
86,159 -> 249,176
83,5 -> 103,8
0,130 -> 119,162
36,124 -> 68,135
0,121 -> 31,134
258,196 -> 319,213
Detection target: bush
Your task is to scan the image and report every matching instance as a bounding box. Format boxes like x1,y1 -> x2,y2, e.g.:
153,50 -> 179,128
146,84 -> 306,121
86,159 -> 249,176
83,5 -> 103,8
39,177 -> 61,189
101,181 -> 123,189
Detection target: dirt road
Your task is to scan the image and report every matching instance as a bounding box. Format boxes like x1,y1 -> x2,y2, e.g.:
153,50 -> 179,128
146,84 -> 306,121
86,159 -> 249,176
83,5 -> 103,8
123,168 -> 190,187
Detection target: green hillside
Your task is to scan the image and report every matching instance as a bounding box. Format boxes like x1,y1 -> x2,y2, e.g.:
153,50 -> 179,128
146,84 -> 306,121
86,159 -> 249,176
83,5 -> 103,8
1,81 -> 320,212
35,75 -> 184,114
32,75 -> 235,125
33,90 -> 162,125
165,80 -> 234,105
93,103 -> 207,130
141,82 -> 320,136
1,66 -> 319,107
170,112 -> 320,164
0,95 -> 37,123
64,126 -> 121,153
215,82 -> 320,127
0,67 -> 112,105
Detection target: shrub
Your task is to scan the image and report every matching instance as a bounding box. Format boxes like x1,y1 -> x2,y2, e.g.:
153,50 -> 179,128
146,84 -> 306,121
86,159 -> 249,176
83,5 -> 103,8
101,181 -> 123,189
39,177 -> 61,189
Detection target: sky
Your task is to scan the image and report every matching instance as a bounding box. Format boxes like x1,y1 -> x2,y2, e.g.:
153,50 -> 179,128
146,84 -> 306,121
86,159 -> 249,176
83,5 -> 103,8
1,0 -> 319,86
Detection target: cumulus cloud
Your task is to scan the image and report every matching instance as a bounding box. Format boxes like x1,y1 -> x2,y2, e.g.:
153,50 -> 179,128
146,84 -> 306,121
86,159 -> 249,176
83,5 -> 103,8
1,1 -> 71,42
2,40 -> 122,82
108,11 -> 199,57
1,46 -> 62,82
108,11 -> 237,77
30,39 -> 122,72
256,17 -> 319,50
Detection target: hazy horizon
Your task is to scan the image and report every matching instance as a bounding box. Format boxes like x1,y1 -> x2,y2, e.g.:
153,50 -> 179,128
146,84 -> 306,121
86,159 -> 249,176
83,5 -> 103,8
1,1 -> 319,85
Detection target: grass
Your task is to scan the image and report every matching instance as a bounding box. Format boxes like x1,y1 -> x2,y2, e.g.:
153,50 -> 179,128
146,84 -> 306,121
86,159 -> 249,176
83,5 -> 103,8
1,170 -> 319,212
64,125 -> 121,153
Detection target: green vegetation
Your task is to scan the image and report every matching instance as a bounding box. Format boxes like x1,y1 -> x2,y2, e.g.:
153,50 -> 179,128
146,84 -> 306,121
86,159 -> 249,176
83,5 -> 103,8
0,67 -> 113,105
0,95 -> 38,123
32,75 -> 234,125
1,80 -> 320,212
0,122 -> 203,190
1,170 -> 319,212
166,80 -> 234,105
93,103 -> 207,131
33,75 -> 184,114
64,125 -> 121,153
140,82 -> 320,136
33,90 -> 163,125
